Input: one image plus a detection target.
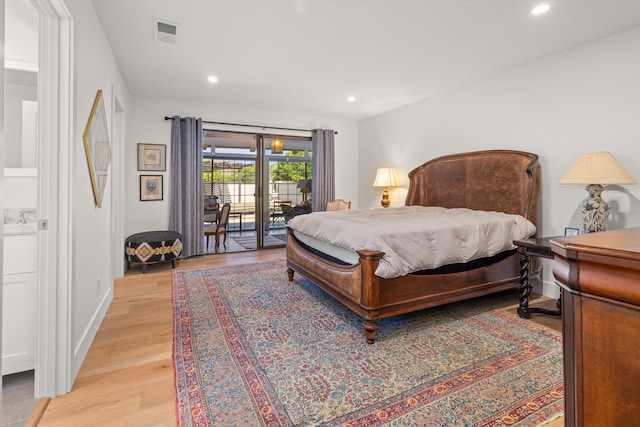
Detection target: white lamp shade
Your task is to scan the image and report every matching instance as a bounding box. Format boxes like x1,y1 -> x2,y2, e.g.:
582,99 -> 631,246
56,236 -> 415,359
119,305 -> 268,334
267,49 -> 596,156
373,167 -> 399,187
559,152 -> 636,185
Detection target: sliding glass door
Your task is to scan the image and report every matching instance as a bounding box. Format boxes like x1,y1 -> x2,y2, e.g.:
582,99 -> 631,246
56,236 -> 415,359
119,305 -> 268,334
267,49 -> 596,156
202,131 -> 311,253
260,137 -> 312,248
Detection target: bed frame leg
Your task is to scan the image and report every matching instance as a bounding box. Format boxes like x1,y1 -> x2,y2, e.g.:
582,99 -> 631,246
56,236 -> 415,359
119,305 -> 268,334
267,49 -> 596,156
364,320 -> 378,344
287,267 -> 295,281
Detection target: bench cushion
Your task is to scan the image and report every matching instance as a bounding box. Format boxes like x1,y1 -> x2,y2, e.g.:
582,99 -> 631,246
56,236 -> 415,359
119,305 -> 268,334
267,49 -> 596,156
125,230 -> 183,265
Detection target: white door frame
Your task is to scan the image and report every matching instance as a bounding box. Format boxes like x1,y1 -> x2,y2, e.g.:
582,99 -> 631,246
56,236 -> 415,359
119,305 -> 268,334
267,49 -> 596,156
31,0 -> 74,397
0,0 -> 5,411
111,94 -> 125,279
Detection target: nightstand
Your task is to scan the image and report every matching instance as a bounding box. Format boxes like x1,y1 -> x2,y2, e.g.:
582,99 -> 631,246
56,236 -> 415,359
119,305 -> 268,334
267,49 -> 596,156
513,236 -> 562,319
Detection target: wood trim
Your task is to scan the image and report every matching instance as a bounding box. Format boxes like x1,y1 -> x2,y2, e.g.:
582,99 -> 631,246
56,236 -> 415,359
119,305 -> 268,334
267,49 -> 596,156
25,397 -> 51,427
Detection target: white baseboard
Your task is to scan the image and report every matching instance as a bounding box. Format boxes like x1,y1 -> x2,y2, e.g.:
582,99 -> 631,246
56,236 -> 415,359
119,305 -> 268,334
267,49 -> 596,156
533,280 -> 561,300
71,286 -> 114,381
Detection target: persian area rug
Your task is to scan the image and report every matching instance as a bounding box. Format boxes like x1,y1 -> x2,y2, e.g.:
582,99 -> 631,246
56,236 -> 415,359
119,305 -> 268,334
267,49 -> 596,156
173,260 -> 563,426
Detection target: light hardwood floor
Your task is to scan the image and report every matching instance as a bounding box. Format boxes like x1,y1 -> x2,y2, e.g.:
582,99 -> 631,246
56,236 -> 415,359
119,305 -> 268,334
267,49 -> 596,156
33,248 -> 563,426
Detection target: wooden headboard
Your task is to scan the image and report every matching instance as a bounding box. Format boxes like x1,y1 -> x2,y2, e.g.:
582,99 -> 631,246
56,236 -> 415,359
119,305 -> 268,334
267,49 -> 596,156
405,150 -> 541,230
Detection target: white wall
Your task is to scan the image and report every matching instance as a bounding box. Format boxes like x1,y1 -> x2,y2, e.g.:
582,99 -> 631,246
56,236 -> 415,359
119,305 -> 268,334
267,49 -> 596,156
65,0 -> 130,381
3,80 -> 36,167
4,0 -> 38,167
4,173 -> 36,208
359,25 -> 640,294
5,0 -> 38,71
125,97 -> 359,235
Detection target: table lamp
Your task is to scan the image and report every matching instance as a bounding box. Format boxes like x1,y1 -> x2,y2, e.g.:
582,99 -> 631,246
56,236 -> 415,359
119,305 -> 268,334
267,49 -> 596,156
373,167 -> 399,208
559,152 -> 636,233
297,178 -> 312,206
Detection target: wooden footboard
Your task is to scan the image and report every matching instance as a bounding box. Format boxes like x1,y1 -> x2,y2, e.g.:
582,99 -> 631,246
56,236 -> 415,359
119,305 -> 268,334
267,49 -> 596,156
286,230 -> 521,343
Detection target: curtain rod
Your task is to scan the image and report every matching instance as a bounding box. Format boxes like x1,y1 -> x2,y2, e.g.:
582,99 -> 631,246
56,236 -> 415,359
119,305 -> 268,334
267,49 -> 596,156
163,116 -> 337,134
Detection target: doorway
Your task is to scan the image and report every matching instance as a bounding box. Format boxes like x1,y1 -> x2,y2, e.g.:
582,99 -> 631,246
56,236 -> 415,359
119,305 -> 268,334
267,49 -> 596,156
2,0 -> 40,422
201,131 -> 312,253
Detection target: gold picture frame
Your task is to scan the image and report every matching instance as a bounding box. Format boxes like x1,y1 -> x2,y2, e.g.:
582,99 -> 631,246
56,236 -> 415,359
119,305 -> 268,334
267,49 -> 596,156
137,143 -> 166,171
83,90 -> 111,207
140,175 -> 163,201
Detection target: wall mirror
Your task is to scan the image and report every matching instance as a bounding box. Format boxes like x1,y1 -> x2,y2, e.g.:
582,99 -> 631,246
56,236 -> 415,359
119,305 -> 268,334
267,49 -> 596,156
83,89 -> 112,207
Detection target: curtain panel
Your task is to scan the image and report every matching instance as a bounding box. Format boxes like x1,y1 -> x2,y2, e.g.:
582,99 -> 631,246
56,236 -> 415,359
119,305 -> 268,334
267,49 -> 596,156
311,129 -> 335,212
169,116 -> 203,257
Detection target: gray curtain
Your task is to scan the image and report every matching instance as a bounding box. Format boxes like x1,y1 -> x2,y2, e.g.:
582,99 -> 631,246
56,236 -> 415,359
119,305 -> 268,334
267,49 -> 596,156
169,116 -> 203,257
311,129 -> 335,212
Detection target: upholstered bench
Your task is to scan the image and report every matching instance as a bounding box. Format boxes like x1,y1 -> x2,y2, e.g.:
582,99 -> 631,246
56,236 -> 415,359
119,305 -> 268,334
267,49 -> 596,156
125,230 -> 183,273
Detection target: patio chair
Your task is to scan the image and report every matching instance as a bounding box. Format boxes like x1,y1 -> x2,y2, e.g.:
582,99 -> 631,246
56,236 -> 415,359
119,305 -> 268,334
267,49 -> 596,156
325,199 -> 351,211
282,204 -> 311,223
204,203 -> 230,252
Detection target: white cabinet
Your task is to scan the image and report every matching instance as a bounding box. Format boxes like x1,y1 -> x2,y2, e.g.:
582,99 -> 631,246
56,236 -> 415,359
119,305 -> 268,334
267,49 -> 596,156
2,234 -> 37,375
2,272 -> 36,375
3,233 -> 37,274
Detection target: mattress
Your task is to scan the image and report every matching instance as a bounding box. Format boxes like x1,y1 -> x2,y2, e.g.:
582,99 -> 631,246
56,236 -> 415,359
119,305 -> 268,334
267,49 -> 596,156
288,206 -> 536,278
292,229 -> 360,265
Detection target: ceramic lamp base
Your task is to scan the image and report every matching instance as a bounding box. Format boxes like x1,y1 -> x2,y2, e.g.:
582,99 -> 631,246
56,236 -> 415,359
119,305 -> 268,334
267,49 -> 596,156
581,184 -> 610,233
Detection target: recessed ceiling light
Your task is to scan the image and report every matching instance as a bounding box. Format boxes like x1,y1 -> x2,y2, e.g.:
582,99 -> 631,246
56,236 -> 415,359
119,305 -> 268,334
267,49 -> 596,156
347,96 -> 356,102
532,4 -> 550,15
207,75 -> 219,84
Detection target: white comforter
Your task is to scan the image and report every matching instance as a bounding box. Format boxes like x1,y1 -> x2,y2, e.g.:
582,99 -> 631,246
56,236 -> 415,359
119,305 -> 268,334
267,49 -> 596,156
288,206 -> 536,279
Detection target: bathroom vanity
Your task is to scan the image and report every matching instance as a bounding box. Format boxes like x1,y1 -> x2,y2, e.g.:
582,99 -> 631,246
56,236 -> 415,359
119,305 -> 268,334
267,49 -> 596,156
3,170 -> 37,375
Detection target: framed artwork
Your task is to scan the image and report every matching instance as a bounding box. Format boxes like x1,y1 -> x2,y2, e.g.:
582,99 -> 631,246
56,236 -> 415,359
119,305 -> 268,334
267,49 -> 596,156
83,90 -> 111,207
140,175 -> 163,201
564,227 -> 580,237
138,143 -> 166,171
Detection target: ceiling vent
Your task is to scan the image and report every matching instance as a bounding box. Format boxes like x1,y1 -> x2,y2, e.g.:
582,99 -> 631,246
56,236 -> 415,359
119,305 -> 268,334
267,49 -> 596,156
153,19 -> 178,44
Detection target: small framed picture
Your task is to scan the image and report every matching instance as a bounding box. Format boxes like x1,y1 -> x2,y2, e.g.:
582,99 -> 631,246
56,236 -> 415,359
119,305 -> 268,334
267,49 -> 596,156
140,175 -> 163,201
564,227 -> 580,237
137,143 -> 166,171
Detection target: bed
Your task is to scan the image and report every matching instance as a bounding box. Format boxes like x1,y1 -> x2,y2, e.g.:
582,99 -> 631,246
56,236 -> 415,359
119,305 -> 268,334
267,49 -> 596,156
286,149 -> 541,343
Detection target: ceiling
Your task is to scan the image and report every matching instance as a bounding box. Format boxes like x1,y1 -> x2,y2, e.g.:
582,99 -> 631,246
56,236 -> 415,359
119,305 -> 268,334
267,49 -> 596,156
91,0 -> 640,121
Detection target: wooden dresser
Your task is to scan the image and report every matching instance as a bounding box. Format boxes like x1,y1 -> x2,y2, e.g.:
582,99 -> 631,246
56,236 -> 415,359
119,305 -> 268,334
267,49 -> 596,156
551,228 -> 640,426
